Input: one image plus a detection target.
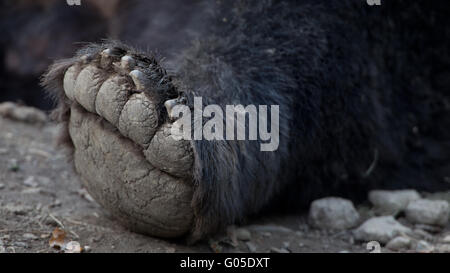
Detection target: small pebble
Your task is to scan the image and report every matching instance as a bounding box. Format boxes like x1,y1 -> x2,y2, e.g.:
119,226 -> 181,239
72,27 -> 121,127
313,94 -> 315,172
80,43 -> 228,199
309,197 -> 360,230
442,235 -> 450,243
23,233 -> 38,240
50,199 -> 62,208
353,216 -> 412,244
64,241 -> 83,253
245,242 -> 257,253
386,236 -> 412,251
270,247 -> 290,253
23,176 -> 38,188
435,244 -> 450,253
6,247 -> 15,253
13,242 -> 28,248
235,228 -> 251,241
415,240 -> 434,253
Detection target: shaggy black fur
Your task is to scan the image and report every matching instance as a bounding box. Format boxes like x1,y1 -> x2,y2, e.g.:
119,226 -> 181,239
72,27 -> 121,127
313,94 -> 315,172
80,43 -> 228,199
174,0 -> 450,239
41,0 -> 450,240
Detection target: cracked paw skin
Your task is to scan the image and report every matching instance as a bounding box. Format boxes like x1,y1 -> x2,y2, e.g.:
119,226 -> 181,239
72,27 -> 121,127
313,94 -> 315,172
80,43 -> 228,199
55,44 -> 194,238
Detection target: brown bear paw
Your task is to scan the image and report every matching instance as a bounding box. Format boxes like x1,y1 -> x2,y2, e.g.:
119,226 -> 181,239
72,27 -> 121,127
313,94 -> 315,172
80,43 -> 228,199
60,44 -> 194,238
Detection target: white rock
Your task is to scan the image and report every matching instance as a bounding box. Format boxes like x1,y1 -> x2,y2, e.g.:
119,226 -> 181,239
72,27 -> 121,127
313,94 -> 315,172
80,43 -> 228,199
415,240 -> 434,253
23,176 -> 38,188
22,233 -> 38,240
235,228 -> 251,241
308,197 -> 360,230
405,199 -> 449,227
245,242 -> 257,253
353,216 -> 412,244
386,236 -> 412,251
64,241 -> 83,253
435,244 -> 450,253
369,190 -> 420,215
270,247 -> 289,253
442,235 -> 450,243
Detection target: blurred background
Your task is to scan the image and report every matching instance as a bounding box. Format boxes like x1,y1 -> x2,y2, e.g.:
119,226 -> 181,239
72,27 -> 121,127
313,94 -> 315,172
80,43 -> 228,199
0,0 -> 204,110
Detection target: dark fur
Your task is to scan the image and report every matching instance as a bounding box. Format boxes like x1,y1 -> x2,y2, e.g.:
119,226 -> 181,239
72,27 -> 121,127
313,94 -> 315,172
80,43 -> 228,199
41,0 -> 450,241
176,0 -> 450,239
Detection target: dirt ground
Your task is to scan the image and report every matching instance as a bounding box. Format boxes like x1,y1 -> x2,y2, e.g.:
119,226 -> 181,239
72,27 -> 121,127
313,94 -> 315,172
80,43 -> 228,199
0,114 -> 445,253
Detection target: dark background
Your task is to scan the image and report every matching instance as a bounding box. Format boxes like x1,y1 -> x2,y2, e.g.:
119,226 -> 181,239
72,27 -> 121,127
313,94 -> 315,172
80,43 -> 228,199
0,0 -> 204,110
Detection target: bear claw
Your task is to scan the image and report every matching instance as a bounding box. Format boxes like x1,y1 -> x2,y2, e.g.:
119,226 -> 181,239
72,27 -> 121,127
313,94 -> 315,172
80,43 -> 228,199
121,55 -> 135,70
129,69 -> 149,91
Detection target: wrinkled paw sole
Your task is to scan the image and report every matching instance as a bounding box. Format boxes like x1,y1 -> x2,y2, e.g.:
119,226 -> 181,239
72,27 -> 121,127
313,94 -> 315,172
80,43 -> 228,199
69,105 -> 193,237
63,46 -> 194,237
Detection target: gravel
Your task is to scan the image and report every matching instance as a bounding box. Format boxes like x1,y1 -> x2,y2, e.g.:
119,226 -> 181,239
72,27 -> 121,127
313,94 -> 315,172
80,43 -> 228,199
246,225 -> 293,233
